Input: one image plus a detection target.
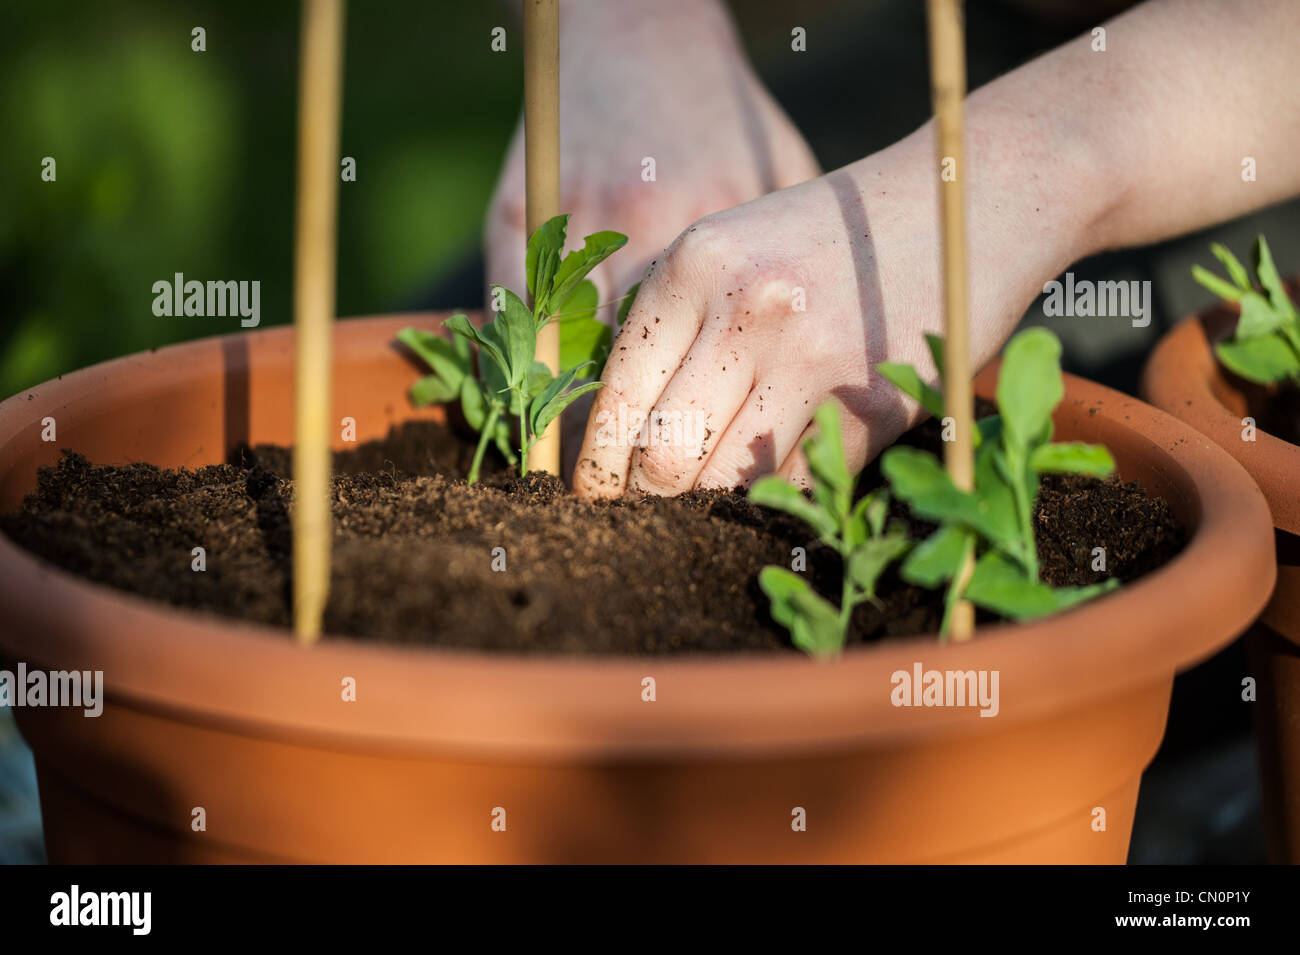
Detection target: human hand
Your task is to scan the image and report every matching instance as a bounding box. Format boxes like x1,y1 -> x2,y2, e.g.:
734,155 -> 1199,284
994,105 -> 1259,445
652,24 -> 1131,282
572,126 -> 1093,498
483,0 -> 820,334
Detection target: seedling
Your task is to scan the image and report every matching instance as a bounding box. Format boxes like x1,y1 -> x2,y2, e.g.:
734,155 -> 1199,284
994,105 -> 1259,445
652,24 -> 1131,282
399,214 -> 629,483
748,403 -> 911,659
878,327 -> 1119,638
1192,235 -> 1300,386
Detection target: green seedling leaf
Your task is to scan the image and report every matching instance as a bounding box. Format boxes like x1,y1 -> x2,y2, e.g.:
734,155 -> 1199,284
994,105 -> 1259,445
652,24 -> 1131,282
410,212 -> 631,480
497,287 -> 537,389
533,382 -> 604,441
1210,242 -> 1252,292
847,531 -> 910,599
974,414 -> 1002,450
555,278 -> 599,324
529,363 -> 603,439
411,374 -> 459,406
925,333 -> 946,386
877,362 -> 945,419
461,379 -> 515,463
1030,441 -> 1116,477
964,552 -> 1117,621
524,361 -> 554,400
997,327 -> 1063,450
617,281 -> 641,327
749,476 -> 838,542
877,326 -> 1120,634
526,214 -> 568,305
881,446 -> 1011,547
901,524 -> 971,588
845,490 -> 889,549
1215,335 -> 1300,384
863,491 -> 889,539
478,345 -> 510,406
459,376 -> 488,430
550,230 -> 628,310
1191,264 -> 1246,303
758,567 -> 845,659
557,281 -> 613,372
1255,236 -> 1299,322
445,313 -> 510,389
805,403 -> 853,521
751,402 -> 910,657
398,327 -> 471,392
1195,236 -> 1300,387
975,444 -> 1023,551
1236,292 -> 1287,339
534,250 -> 561,317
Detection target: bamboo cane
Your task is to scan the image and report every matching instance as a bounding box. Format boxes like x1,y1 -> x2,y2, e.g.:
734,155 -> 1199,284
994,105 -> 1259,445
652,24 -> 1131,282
292,0 -> 345,643
524,0 -> 562,475
926,0 -> 975,641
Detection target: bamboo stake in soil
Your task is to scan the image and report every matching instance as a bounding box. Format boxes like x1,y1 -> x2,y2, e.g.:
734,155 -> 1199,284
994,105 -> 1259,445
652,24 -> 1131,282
524,0 -> 562,475
292,0 -> 345,643
926,0 -> 975,641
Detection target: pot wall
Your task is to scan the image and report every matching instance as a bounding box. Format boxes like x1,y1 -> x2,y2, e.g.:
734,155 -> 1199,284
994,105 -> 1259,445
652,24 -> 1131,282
21,681 -> 1162,863
0,316 -> 1277,863
1249,536 -> 1300,863
1142,304 -> 1300,864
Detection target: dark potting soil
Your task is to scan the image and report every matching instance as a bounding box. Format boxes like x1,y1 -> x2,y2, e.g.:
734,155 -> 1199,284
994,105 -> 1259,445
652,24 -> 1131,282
0,415 -> 1185,655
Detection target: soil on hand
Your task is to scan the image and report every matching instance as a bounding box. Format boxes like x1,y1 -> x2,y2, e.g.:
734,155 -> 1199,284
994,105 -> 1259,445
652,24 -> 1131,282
0,416 -> 1185,655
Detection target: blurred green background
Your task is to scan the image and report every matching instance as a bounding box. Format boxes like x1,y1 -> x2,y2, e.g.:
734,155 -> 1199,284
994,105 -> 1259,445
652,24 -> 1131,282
4,0 -> 1298,401
0,1 -> 519,399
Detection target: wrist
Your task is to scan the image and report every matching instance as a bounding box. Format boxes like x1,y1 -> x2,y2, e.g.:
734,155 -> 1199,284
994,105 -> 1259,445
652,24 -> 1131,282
842,106 -> 1111,367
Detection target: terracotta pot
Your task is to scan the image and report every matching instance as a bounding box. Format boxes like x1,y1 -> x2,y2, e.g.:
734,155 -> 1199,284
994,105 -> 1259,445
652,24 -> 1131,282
1142,299 -> 1300,863
0,315 -> 1275,863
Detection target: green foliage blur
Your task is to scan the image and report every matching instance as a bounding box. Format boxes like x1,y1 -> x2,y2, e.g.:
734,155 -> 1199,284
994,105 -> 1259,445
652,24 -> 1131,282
0,1 -> 521,398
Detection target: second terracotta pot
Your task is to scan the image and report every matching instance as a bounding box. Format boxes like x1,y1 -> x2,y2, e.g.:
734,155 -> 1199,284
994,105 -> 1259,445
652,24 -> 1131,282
1143,299 -> 1300,863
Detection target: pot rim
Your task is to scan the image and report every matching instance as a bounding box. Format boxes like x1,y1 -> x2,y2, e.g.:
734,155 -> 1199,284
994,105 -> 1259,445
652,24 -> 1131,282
1141,305 -> 1300,535
0,316 -> 1277,760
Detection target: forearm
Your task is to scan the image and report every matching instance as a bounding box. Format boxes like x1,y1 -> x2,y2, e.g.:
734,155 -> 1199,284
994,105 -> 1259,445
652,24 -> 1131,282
966,0 -> 1300,257
837,0 -> 1300,366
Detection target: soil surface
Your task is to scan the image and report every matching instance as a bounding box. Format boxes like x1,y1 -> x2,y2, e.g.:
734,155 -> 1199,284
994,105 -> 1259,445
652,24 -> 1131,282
0,414 -> 1185,654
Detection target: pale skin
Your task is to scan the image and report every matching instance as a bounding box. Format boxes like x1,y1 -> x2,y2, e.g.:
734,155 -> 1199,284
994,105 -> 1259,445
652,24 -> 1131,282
483,0 -> 1300,498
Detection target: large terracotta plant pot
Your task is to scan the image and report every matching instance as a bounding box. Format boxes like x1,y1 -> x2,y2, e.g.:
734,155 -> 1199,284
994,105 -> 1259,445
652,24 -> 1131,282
0,315 -> 1275,863
1143,299 -> 1300,863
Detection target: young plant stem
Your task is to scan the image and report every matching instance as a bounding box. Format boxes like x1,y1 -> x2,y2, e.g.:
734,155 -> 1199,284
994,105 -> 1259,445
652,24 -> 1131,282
1006,446 -> 1039,579
1013,483 -> 1038,579
517,389 -> 531,476
838,576 -> 856,637
468,404 -> 501,485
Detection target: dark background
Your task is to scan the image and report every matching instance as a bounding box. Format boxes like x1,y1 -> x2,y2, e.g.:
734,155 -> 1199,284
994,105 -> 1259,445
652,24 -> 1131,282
2,0 -> 1295,863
